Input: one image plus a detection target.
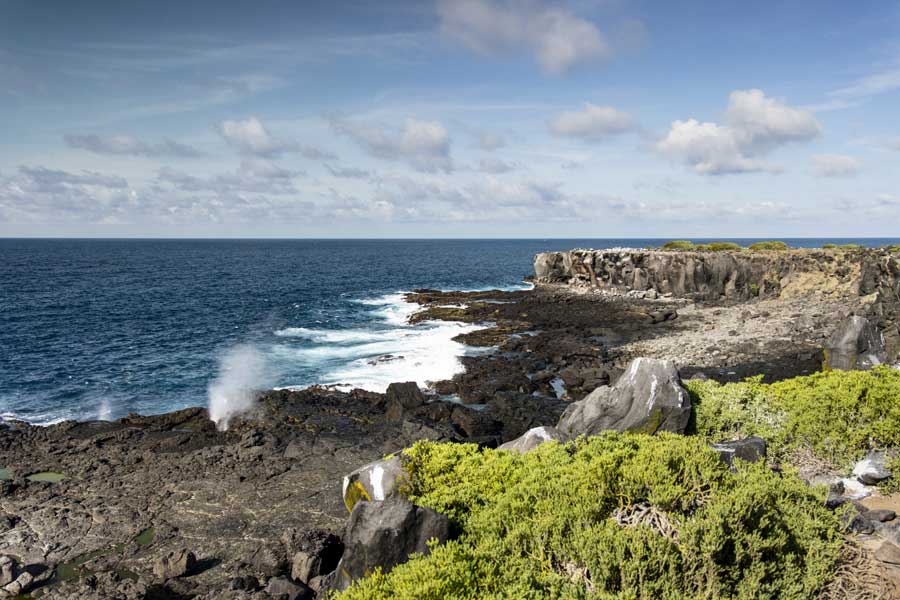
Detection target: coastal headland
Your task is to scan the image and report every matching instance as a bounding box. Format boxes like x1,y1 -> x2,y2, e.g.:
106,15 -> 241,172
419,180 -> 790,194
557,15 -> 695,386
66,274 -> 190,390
3,245 -> 900,599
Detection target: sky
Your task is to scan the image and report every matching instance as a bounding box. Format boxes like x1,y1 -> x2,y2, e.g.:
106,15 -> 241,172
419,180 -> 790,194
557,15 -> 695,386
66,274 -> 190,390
1,0 -> 899,238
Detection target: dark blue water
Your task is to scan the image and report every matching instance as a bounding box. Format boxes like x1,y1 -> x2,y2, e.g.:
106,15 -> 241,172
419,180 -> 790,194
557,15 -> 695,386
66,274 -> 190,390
2,238 -> 898,424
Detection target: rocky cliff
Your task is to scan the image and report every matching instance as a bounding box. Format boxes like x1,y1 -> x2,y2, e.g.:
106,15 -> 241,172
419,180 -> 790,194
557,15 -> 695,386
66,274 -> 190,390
534,247 -> 900,359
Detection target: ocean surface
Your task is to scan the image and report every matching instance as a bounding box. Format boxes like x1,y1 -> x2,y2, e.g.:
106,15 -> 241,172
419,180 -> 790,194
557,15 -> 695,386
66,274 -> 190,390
2,238 -> 899,424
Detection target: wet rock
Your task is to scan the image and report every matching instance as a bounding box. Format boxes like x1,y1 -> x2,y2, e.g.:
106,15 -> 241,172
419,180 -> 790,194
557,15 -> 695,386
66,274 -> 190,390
385,382 -> 426,422
825,315 -> 887,371
333,495 -> 450,591
710,437 -> 767,468
497,426 -> 563,454
852,451 -> 892,485
342,455 -> 408,513
557,358 -> 691,438
265,576 -> 313,600
153,548 -> 197,580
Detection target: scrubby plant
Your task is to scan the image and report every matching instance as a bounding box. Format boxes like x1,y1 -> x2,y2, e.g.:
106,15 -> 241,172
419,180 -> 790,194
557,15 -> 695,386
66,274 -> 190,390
822,243 -> 837,249
661,240 -> 696,251
748,241 -> 789,251
687,367 -> 900,469
335,434 -> 844,600
706,241 -> 743,252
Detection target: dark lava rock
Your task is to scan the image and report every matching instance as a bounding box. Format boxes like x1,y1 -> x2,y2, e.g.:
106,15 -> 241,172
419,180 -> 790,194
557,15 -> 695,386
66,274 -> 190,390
385,382 -> 426,422
333,495 -> 450,591
825,315 -> 887,371
265,576 -> 314,600
450,406 -> 503,445
710,437 -> 767,468
866,509 -> 897,523
558,357 -> 692,438
282,529 -> 343,584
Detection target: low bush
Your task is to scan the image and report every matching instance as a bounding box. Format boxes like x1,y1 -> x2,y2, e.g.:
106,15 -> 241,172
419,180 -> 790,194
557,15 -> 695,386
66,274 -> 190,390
661,240 -> 695,251
748,241 -> 789,251
687,366 -> 900,469
335,434 -> 844,600
706,241 -> 743,251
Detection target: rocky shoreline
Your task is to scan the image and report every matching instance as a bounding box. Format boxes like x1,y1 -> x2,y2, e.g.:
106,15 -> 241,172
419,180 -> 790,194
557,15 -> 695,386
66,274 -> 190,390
2,247 -> 900,599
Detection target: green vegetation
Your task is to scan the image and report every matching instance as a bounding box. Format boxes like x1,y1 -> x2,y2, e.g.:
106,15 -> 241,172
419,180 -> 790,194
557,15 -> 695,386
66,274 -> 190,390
706,241 -> 743,251
747,241 -> 789,251
687,367 -> 900,469
660,239 -> 696,250
822,243 -> 863,250
336,434 -> 844,600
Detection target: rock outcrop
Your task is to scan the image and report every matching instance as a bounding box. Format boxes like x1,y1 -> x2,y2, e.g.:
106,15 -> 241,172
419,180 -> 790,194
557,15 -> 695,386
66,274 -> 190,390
825,315 -> 887,370
333,495 -> 450,591
557,357 -> 691,438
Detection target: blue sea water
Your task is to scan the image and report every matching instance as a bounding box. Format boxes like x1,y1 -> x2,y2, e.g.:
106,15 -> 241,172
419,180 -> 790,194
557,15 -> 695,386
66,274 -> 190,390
2,238 -> 898,424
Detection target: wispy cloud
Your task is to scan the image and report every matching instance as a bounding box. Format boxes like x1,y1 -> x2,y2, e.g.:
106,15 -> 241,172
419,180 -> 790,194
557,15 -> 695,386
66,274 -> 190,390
65,134 -> 202,158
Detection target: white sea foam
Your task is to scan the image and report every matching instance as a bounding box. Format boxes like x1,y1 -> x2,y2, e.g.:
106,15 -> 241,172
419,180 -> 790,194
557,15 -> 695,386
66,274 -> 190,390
275,291 -> 486,393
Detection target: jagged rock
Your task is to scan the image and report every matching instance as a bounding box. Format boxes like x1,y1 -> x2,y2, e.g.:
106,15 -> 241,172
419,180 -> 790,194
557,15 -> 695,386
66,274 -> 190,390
557,358 -> 691,438
852,451 -> 892,484
497,426 -> 563,454
342,455 -> 408,513
153,548 -> 197,580
710,437 -> 767,468
333,495 -> 450,591
282,530 -> 343,584
825,316 -> 887,371
385,382 -> 426,422
0,556 -> 15,586
265,576 -> 313,600
450,406 -> 503,444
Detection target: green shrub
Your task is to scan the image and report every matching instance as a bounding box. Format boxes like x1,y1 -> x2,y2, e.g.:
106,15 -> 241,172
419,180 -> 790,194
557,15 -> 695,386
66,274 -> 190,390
661,240 -> 695,251
336,434 -> 843,600
822,243 -> 837,249
687,367 -> 900,469
748,241 -> 789,251
706,242 -> 743,252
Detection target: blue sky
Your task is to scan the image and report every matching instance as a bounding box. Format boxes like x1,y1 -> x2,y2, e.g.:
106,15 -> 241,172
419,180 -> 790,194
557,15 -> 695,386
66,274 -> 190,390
1,0 -> 899,237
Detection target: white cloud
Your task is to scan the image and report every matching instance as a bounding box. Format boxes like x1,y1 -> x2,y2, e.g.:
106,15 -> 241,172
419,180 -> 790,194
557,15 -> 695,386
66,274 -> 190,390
437,0 -> 611,74
478,157 -> 517,173
477,131 -> 506,151
548,103 -> 635,141
326,164 -> 371,179
811,154 -> 861,178
831,66 -> 900,100
656,89 -> 821,175
331,117 -> 453,173
64,134 -> 202,158
217,116 -> 297,157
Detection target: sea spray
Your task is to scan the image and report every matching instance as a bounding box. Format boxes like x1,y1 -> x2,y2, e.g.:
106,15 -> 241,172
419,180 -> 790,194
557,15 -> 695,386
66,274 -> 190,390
207,344 -> 269,430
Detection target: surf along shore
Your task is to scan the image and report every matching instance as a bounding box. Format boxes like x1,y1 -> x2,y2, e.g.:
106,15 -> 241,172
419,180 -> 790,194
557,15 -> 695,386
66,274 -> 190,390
3,244 -> 900,599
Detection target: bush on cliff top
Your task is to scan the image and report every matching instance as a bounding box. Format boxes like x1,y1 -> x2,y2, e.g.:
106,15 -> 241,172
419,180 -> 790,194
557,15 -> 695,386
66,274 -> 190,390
748,241 -> 789,251
687,366 -> 900,469
335,434 -> 844,600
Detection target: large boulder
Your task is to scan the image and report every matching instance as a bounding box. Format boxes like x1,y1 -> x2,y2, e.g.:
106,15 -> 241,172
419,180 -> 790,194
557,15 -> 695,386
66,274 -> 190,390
825,315 -> 887,371
342,455 -> 409,513
557,358 -> 691,438
333,495 -> 450,591
153,548 -> 197,580
497,426 -> 563,454
385,382 -> 426,421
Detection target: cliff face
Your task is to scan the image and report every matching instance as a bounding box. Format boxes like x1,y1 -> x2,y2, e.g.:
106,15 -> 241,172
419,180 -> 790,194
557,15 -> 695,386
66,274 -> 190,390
534,248 -> 900,358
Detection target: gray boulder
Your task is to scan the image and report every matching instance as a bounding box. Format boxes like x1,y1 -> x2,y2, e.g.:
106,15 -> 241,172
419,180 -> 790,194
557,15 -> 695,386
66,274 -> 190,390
342,455 -> 409,513
385,382 -> 426,421
265,576 -> 314,600
711,437 -> 767,469
153,548 -> 197,580
0,556 -> 15,586
557,358 -> 691,438
825,315 -> 887,371
497,426 -> 563,454
852,451 -> 892,485
333,495 -> 450,591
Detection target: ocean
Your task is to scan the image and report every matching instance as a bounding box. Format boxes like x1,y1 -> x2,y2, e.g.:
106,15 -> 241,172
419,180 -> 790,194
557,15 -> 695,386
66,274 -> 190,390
2,238 -> 898,424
